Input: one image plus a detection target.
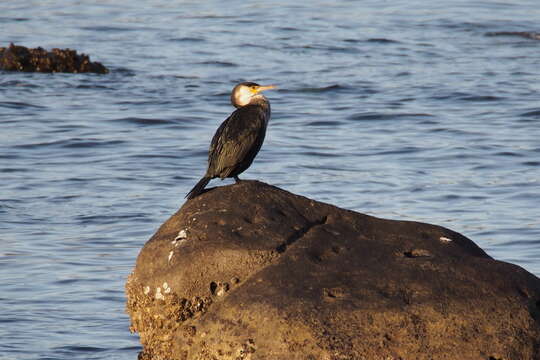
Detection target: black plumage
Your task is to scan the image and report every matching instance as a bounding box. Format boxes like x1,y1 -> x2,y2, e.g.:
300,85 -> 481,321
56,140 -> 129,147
186,82 -> 274,199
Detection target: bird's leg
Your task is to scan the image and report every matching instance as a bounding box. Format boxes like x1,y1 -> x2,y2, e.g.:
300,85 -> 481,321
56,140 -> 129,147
234,176 -> 241,184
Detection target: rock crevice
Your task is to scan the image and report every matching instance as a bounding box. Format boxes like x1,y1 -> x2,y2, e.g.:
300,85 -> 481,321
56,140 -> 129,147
275,215 -> 328,253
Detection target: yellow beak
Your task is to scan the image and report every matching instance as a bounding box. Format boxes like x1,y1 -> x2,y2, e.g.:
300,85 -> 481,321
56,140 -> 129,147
255,85 -> 276,93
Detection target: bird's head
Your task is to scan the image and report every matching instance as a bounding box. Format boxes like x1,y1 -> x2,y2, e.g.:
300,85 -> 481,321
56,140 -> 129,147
231,82 -> 276,108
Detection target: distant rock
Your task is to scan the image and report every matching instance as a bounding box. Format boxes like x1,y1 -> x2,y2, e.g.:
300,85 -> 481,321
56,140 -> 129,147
0,43 -> 108,74
486,31 -> 540,40
126,180 -> 540,360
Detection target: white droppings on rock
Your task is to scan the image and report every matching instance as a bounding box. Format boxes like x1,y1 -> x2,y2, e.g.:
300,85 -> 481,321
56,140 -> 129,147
174,229 -> 187,241
143,286 -> 150,295
164,286 -> 171,294
216,282 -> 230,297
440,236 -> 453,243
155,287 -> 165,300
168,250 -> 174,262
172,229 -> 189,247
163,282 -> 169,290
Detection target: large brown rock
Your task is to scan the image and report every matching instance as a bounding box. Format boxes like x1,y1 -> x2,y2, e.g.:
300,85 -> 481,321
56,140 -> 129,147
126,180 -> 540,360
0,43 -> 108,74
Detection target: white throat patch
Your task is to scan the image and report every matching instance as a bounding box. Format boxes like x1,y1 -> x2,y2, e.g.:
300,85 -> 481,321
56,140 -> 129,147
235,86 -> 254,107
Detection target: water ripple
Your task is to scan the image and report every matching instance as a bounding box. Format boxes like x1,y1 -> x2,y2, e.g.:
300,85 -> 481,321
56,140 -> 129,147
348,112 -> 434,121
285,84 -> 350,93
54,345 -> 106,353
0,80 -> 41,88
520,109 -> 540,118
196,61 -> 237,67
306,120 -> 345,127
169,37 -> 206,43
0,101 -> 46,109
459,95 -> 503,102
111,117 -> 176,126
366,38 -> 401,44
14,138 -> 125,149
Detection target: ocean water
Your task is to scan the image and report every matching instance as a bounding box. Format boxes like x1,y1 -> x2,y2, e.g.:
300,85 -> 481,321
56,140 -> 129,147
1,1 -> 539,358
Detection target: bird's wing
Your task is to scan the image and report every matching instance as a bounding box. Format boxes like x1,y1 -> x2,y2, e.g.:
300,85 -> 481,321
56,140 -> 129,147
207,105 -> 267,177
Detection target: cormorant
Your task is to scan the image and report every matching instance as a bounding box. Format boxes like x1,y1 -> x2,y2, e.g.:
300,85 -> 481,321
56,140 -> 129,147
186,82 -> 276,199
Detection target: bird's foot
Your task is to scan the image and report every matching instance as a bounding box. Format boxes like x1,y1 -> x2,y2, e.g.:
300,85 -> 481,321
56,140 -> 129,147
234,176 -> 241,184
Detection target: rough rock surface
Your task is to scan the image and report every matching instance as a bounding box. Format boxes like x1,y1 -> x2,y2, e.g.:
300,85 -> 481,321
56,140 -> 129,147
0,43 -> 108,73
126,180 -> 540,360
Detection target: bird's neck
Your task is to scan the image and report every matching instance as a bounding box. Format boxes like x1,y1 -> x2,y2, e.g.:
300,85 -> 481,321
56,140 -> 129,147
250,95 -> 271,122
249,94 -> 267,105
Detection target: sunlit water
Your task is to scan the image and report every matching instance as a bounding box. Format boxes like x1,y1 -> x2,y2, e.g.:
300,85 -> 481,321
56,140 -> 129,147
1,1 -> 539,358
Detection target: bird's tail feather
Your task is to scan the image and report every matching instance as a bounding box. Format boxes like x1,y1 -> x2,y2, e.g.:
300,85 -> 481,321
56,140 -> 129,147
185,177 -> 211,199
